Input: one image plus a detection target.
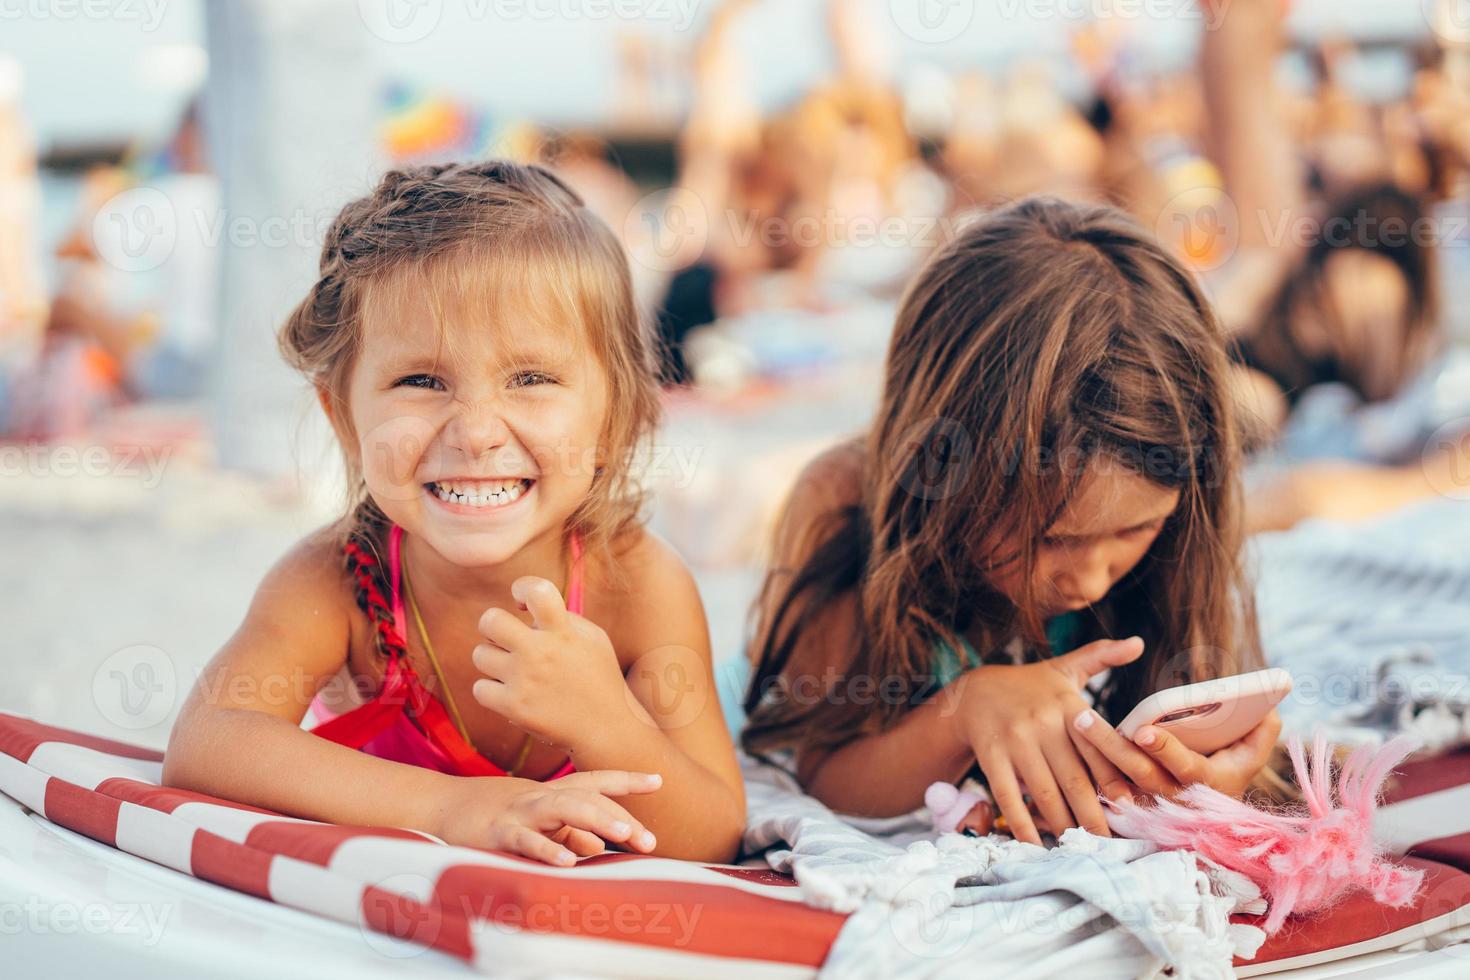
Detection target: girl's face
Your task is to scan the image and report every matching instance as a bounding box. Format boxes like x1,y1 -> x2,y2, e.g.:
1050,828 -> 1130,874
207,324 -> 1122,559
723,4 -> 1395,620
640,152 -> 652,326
340,281 -> 609,569
985,461 -> 1180,622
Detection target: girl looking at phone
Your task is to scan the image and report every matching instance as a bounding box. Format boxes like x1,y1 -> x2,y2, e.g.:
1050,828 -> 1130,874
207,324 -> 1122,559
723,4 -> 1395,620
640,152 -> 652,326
742,198 -> 1285,845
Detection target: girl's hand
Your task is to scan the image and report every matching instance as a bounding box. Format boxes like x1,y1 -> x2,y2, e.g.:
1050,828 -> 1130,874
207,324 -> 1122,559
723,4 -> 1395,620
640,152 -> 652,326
1068,706 -> 1283,802
472,577 -> 629,751
953,637 -> 1146,845
435,771 -> 662,866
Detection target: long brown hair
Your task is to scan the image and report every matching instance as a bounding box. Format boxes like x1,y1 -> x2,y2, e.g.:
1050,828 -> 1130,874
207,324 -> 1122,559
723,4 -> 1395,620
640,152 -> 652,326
743,197 -> 1262,758
278,160 -> 659,656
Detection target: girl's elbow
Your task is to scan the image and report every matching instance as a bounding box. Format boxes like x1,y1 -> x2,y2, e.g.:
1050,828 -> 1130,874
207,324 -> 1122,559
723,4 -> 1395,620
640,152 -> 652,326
705,793 -> 749,864
659,824 -> 743,864
160,703 -> 234,790
161,741 -> 204,791
655,796 -> 745,863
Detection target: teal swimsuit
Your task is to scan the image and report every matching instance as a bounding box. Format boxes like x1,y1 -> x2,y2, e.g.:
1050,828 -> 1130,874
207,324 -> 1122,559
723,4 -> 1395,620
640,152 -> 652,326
931,611 -> 1088,690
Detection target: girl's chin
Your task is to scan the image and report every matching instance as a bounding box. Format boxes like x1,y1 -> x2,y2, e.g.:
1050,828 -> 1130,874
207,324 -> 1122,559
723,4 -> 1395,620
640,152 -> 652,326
413,527 -> 537,569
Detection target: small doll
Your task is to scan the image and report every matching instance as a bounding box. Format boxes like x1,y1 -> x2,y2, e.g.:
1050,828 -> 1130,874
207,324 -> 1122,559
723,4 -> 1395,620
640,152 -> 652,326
925,779 -> 996,836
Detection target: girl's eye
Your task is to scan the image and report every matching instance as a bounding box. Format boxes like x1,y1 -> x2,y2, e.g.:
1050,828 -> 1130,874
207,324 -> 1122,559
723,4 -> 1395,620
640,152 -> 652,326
509,371 -> 556,388
394,374 -> 445,391
1040,536 -> 1071,549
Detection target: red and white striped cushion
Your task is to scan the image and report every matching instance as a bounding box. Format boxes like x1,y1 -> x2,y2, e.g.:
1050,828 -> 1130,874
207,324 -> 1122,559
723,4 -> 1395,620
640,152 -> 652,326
0,713 -> 844,977
7,711 -> 1470,977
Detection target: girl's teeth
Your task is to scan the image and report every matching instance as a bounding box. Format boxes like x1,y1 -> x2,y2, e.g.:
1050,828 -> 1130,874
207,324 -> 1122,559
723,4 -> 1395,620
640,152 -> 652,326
431,479 -> 530,508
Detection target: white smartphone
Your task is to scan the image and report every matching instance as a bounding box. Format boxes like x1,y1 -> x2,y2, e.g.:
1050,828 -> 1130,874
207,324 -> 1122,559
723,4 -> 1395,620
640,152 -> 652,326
1115,667 -> 1293,756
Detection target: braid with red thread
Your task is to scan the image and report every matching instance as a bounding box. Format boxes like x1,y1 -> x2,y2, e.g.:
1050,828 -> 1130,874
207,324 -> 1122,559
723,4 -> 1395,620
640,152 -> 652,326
341,500 -> 406,661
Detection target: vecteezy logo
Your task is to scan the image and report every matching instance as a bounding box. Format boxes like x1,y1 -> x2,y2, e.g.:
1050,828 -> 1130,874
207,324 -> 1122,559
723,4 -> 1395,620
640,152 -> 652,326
1423,420 -> 1470,501
889,0 -> 975,44
1424,0 -> 1470,45
1154,186 -> 1239,273
360,414 -> 439,504
623,188 -> 709,273
359,873 -> 439,957
358,0 -> 443,43
92,187 -> 178,273
92,645 -> 177,730
623,646 -> 708,731
888,874 -> 977,960
896,417 -> 974,501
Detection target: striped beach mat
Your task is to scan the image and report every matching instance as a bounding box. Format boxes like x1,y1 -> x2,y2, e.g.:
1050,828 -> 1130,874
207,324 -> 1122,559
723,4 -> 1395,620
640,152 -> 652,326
6,710 -> 1470,977
0,713 -> 843,978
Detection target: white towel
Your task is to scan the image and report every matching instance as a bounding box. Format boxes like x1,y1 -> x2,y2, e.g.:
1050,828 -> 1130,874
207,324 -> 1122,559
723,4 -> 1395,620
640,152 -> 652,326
741,756 -> 1265,979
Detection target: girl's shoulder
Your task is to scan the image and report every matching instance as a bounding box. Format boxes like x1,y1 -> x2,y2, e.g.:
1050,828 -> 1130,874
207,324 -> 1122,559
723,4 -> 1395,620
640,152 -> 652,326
774,437 -> 866,567
243,524 -> 365,663
792,437 -> 866,508
584,525 -> 708,664
266,524 -> 354,596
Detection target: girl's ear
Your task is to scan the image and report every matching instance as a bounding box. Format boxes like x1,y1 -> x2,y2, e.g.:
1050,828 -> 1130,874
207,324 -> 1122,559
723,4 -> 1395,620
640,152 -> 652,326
315,385 -> 334,423
316,386 -> 355,455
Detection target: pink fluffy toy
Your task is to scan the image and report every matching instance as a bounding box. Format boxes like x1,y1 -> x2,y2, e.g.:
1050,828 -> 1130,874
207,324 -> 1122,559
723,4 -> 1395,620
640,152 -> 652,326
1104,731 -> 1424,934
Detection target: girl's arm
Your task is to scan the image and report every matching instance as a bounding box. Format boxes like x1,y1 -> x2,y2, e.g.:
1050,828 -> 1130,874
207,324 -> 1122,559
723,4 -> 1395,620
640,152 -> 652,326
472,533 -> 746,863
1246,437 -> 1470,533
571,535 -> 747,862
749,448 -> 978,816
163,533 -> 452,826
164,533 -> 659,866
1200,0 -> 1302,254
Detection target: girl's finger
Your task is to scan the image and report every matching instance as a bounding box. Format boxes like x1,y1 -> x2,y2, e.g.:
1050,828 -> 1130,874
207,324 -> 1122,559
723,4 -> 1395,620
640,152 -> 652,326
540,786 -> 658,853
1042,732 -> 1111,837
512,576 -> 571,632
478,606 -> 536,650
542,791 -> 654,851
1053,636 -> 1146,686
556,770 -> 664,798
1011,742 -> 1077,839
554,826 -> 608,858
471,677 -> 510,712
1071,709 -> 1179,795
976,750 -> 1041,846
1210,708 -> 1283,767
509,825 -> 575,867
1131,726 -> 1207,786
1066,723 -> 1134,804
471,642 -> 514,681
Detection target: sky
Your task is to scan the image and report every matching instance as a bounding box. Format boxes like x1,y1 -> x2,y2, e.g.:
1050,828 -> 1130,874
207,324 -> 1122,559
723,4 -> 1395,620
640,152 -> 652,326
1,0 -> 1438,153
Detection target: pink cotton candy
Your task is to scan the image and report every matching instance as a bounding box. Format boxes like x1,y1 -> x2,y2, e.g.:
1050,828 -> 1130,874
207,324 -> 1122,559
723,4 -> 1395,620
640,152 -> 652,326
1104,731 -> 1424,935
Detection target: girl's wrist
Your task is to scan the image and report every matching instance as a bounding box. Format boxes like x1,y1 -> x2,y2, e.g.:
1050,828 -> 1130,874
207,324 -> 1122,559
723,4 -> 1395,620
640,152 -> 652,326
421,772 -> 527,837
571,672 -> 660,751
935,669 -> 981,770
416,770 -> 469,837
565,698 -> 654,769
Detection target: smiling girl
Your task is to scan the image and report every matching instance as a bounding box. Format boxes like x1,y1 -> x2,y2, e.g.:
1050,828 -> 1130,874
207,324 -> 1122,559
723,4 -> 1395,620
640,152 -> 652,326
742,197 -> 1284,845
163,161 -> 745,864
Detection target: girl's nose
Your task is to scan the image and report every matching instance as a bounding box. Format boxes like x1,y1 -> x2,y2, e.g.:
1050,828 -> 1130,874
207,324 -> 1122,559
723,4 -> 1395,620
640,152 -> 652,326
447,401 -> 512,458
1062,550 -> 1115,606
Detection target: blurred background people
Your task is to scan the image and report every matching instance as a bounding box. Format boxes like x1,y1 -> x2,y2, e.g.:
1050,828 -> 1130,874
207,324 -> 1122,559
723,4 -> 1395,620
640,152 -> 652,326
3,0 -> 1468,743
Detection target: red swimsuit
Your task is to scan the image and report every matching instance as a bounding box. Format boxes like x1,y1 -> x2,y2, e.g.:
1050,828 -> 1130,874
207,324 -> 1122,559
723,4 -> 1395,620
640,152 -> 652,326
306,524 -> 577,780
